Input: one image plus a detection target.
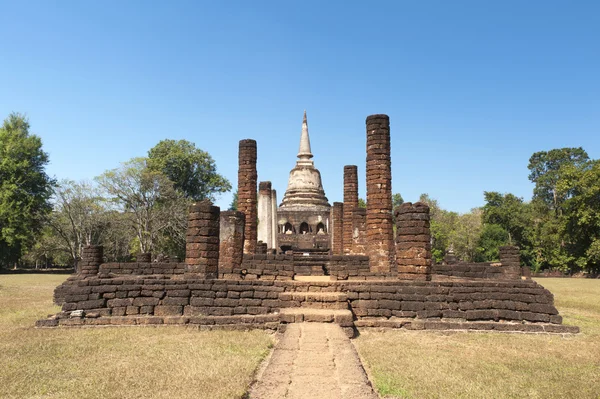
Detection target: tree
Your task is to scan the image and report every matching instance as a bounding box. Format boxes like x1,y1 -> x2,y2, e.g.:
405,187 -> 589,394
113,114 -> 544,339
451,208 -> 483,262
0,113 -> 54,267
358,198 -> 367,208
528,147 -> 589,212
46,180 -> 108,270
477,223 -> 509,261
147,139 -> 231,201
482,192 -> 529,245
96,158 -> 188,255
228,190 -> 238,211
392,193 -> 404,210
559,160 -> 600,272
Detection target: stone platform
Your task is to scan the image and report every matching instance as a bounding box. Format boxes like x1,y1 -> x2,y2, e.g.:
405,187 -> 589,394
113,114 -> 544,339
38,275 -> 578,335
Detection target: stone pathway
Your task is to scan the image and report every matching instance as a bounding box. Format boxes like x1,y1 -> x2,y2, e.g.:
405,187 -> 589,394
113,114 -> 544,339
249,323 -> 379,399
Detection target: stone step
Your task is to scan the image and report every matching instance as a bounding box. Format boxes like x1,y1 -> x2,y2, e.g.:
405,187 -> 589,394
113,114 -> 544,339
293,276 -> 332,282
280,292 -> 348,309
278,308 -> 354,326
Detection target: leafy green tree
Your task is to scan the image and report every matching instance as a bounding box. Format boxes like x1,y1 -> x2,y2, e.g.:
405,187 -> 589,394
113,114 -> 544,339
358,198 -> 366,208
0,113 -> 54,267
477,223 -> 509,261
482,192 -> 529,245
147,139 -> 231,201
528,147 -> 589,213
559,160 -> 600,272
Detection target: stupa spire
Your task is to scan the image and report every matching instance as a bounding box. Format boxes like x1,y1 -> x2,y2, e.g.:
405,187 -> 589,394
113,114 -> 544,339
297,110 -> 313,165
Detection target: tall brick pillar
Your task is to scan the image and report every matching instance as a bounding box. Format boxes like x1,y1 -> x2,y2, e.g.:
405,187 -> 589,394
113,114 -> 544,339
343,165 -> 359,255
365,114 -> 394,272
395,202 -> 431,280
331,202 -> 344,255
186,201 -> 220,278
218,211 -> 245,278
238,139 -> 258,254
79,245 -> 103,277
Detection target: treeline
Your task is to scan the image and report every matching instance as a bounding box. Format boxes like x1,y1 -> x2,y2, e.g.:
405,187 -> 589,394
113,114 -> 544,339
1,113 -> 598,273
417,147 -> 599,273
0,113 -> 230,270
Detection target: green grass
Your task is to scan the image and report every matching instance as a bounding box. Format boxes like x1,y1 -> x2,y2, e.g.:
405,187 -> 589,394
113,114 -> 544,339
0,274 -> 273,399
355,278 -> 600,399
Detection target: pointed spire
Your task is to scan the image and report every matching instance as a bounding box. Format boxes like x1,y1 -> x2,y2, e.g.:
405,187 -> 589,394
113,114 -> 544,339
297,110 -> 313,165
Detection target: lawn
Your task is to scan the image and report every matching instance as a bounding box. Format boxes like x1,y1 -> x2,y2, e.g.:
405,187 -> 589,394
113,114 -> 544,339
2,275 -> 599,399
355,278 -> 600,399
0,274 -> 273,399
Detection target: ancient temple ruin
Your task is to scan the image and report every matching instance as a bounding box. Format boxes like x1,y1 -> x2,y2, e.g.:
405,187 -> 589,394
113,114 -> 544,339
38,113 -> 578,336
272,111 -> 331,253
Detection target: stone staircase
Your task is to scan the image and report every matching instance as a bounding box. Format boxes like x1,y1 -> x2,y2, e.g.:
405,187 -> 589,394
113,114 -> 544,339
292,253 -> 331,277
278,291 -> 355,337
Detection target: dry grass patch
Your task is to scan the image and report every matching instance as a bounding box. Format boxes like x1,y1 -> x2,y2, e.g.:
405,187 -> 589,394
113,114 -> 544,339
355,278 -> 600,399
0,274 -> 273,399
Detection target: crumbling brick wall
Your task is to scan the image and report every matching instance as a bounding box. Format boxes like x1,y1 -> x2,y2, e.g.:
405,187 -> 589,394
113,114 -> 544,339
185,201 -> 220,278
137,253 -> 151,263
238,139 -> 258,254
99,262 -> 185,276
365,115 -> 395,272
343,165 -> 359,255
47,276 -> 566,330
395,202 -> 432,280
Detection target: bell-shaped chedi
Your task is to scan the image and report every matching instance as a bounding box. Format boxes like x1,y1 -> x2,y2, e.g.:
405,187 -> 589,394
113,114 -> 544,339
279,111 -> 330,211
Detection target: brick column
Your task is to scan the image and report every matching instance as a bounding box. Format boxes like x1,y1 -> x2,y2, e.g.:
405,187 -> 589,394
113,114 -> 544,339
79,245 -> 103,277
343,165 -> 359,255
185,201 -> 220,278
365,114 -> 394,272
218,211 -> 245,277
395,202 -> 431,280
238,139 -> 258,254
499,246 -> 522,279
331,202 -> 344,255
257,181 -> 273,250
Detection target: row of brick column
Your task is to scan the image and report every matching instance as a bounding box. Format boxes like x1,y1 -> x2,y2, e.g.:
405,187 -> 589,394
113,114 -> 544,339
238,139 -> 258,254
343,165 -> 359,255
395,202 -> 432,280
185,201 -> 220,278
79,245 -> 103,277
365,114 -> 395,272
331,202 -> 344,255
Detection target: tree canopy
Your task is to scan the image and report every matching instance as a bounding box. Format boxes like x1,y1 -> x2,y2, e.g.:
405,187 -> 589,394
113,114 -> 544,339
147,139 -> 231,201
0,113 -> 54,266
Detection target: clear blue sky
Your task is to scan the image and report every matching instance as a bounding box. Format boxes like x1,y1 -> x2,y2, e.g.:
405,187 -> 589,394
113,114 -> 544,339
1,1 -> 598,213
